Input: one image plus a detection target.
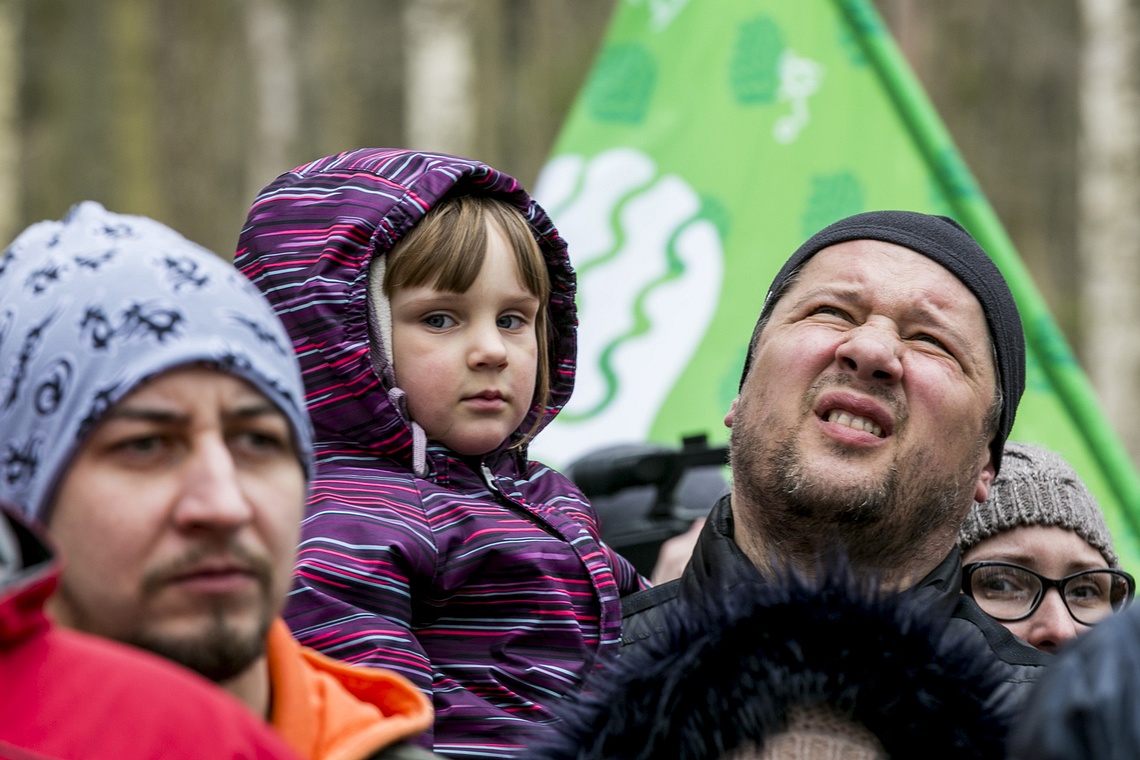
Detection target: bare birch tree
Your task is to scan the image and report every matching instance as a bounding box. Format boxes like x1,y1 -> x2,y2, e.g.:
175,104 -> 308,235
1079,0 -> 1140,459
244,0 -> 299,204
403,0 -> 476,156
0,0 -> 20,245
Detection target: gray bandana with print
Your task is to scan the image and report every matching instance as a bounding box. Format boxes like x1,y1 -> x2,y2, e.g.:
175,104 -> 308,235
0,201 -> 313,523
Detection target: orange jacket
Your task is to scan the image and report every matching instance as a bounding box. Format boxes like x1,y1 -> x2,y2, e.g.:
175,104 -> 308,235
266,620 -> 432,760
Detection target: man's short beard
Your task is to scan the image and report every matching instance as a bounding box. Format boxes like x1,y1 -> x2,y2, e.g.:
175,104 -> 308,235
131,540 -> 275,683
731,415 -> 984,577
127,604 -> 270,683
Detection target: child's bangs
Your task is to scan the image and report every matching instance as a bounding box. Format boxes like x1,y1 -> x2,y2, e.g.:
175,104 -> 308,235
483,200 -> 550,302
384,195 -> 550,299
384,199 -> 486,294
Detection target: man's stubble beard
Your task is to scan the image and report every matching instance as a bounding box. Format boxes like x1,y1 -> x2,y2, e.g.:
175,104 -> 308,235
730,385 -> 986,577
132,540 -> 275,683
127,603 -> 271,683
67,539 -> 280,684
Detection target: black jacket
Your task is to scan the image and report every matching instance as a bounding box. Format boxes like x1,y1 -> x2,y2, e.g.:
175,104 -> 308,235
544,545 -> 1013,759
1008,599 -> 1140,759
621,495 -> 1051,717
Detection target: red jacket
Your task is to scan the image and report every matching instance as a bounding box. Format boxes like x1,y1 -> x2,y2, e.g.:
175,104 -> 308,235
0,506 -> 301,760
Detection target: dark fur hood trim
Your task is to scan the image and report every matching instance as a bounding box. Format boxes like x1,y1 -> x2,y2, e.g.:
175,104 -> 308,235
542,565 -> 1009,759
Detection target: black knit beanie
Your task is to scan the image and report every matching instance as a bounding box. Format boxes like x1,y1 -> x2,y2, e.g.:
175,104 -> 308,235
740,210 -> 1025,475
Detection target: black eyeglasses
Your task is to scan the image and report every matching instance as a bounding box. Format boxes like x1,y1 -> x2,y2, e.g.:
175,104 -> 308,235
962,561 -> 1136,626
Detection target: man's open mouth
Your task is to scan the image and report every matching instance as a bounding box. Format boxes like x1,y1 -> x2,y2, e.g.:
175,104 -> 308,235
824,409 -> 885,438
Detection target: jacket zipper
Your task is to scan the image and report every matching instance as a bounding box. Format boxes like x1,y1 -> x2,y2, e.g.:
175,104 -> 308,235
480,462 -> 565,540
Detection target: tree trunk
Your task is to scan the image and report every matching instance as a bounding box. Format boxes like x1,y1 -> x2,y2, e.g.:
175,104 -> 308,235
244,0 -> 299,203
1078,0 -> 1140,459
0,0 -> 21,245
402,0 -> 476,156
107,0 -> 162,220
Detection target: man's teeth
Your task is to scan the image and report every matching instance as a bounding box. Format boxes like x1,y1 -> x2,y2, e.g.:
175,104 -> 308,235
826,410 -> 883,438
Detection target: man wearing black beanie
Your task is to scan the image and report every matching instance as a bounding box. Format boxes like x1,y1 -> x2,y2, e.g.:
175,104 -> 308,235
623,210 -> 1050,716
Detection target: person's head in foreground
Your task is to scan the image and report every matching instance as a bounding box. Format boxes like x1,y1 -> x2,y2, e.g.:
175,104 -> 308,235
0,200 -> 313,696
1007,597 -> 1140,760
958,441 -> 1134,652
541,564 -> 1009,760
726,210 -> 1025,589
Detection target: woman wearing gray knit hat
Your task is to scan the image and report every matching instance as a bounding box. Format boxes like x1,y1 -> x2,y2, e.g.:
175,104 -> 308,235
958,441 -> 1134,652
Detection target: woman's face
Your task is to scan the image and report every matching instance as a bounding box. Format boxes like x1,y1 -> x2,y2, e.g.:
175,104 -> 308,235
962,525 -> 1111,652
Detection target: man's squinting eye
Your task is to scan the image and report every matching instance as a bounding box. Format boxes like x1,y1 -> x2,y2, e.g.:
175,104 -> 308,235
911,333 -> 949,351
808,305 -> 850,320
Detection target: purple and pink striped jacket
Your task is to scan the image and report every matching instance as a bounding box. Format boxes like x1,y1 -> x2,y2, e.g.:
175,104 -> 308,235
235,149 -> 645,758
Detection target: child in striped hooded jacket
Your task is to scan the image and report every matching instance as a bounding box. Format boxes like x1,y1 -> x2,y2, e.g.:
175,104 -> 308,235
236,148 -> 647,759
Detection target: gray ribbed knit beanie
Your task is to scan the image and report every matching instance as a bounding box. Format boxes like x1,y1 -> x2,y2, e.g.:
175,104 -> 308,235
958,441 -> 1117,568
741,210 -> 1025,475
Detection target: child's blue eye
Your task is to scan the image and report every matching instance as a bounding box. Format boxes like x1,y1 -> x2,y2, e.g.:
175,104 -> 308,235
497,315 -> 525,330
425,314 -> 455,329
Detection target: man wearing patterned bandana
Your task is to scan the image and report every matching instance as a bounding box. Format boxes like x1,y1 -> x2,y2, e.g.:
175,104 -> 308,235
0,202 -> 434,760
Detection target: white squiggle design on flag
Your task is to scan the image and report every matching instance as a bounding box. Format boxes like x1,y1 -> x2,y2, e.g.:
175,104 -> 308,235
774,50 -> 824,144
532,148 -> 723,468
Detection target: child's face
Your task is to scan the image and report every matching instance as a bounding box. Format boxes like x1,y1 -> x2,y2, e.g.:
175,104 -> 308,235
391,221 -> 541,456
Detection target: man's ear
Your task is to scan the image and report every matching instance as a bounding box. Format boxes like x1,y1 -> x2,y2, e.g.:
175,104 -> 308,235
724,397 -> 739,428
973,445 -> 997,503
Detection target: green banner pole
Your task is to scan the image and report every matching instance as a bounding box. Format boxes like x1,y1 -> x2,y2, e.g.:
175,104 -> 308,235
836,0 -> 1140,528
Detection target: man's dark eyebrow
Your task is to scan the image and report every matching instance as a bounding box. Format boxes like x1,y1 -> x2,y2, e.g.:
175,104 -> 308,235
102,403 -> 284,424
905,303 -> 956,325
225,403 -> 286,422
102,408 -> 188,425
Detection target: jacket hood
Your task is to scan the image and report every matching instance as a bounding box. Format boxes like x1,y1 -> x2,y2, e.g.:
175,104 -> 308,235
1008,599 -> 1140,760
544,561 -> 1009,760
236,149 -> 576,470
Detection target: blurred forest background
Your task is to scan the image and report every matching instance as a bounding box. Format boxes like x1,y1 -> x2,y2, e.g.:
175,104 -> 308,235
7,0 -> 1140,466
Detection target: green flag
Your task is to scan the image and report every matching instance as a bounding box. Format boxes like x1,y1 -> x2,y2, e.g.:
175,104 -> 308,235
529,0 -> 1140,568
